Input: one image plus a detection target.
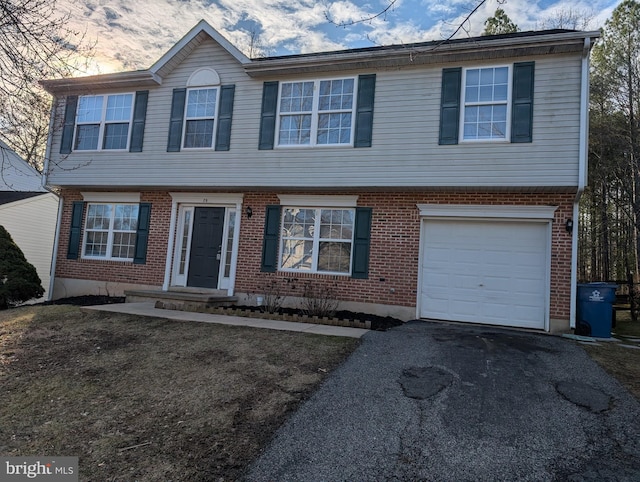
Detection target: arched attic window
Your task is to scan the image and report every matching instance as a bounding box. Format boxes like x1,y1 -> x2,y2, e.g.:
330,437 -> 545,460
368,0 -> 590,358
167,68 -> 235,152
184,68 -> 221,148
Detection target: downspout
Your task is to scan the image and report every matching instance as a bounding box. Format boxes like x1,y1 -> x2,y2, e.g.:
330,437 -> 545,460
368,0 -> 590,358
48,197 -> 64,301
41,95 -> 56,189
570,36 -> 592,329
43,95 -> 59,301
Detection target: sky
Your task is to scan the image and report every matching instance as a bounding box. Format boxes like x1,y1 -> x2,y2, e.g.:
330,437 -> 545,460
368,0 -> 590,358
55,0 -> 623,75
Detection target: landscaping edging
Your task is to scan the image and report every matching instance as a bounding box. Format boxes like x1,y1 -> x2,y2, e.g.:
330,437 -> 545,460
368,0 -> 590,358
155,300 -> 372,329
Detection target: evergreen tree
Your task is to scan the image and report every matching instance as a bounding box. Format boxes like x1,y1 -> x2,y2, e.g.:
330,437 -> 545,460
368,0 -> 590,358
482,8 -> 519,36
583,0 -> 640,318
0,225 -> 43,309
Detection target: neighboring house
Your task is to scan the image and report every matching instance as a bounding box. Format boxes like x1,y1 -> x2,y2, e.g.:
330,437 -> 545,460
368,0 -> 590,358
0,141 -> 59,302
40,21 -> 599,332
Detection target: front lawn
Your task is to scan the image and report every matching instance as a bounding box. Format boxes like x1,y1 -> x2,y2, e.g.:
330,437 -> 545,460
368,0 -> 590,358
0,305 -> 359,480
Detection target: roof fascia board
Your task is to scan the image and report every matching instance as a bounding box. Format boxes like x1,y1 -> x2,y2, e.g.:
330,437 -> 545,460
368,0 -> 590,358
149,19 -> 250,74
245,30 -> 601,77
40,71 -> 161,94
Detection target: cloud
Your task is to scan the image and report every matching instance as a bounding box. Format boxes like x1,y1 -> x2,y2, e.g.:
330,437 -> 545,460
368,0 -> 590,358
53,0 -> 619,76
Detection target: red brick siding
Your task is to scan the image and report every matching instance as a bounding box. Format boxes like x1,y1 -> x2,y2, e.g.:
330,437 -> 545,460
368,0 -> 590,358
55,190 -> 172,287
55,189 -> 574,321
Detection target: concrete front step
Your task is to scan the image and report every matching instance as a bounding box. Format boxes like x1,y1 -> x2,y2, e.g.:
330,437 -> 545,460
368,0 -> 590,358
124,289 -> 238,313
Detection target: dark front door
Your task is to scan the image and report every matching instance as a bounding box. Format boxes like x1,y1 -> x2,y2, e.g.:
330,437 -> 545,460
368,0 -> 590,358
187,207 -> 225,289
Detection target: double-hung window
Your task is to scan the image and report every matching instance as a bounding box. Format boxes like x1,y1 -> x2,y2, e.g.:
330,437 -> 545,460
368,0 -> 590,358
278,78 -> 356,146
75,94 -> 134,150
83,203 -> 139,260
461,66 -> 510,141
280,207 -> 355,274
183,87 -> 219,148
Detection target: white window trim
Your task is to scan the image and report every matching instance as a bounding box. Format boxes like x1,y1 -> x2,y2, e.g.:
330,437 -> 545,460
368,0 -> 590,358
81,202 -> 139,262
277,194 -> 358,208
278,205 -> 356,276
459,65 -> 512,143
276,77 -> 357,148
182,86 -> 221,150
82,192 -> 140,203
74,92 -> 135,152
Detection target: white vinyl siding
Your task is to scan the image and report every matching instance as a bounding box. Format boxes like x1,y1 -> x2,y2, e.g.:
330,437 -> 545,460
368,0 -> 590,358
0,193 -> 59,302
47,39 -> 583,190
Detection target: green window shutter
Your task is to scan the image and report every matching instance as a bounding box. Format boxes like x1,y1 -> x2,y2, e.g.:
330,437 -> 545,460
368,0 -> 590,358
167,88 -> 186,152
67,201 -> 84,259
60,96 -> 78,154
258,81 -> 279,150
133,203 -> 152,265
354,74 -> 376,148
351,207 -> 372,279
129,90 -> 149,152
511,62 -> 535,143
215,85 -> 235,151
439,68 -> 462,145
261,205 -> 281,272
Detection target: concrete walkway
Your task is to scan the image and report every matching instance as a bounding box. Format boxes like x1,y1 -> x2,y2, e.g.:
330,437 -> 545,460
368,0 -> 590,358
83,302 -> 368,339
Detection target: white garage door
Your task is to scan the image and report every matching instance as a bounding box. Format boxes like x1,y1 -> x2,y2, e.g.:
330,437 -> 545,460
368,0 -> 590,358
420,219 -> 549,330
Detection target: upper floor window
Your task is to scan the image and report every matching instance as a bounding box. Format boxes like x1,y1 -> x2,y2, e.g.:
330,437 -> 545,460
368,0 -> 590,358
439,63 -> 533,145
183,87 -> 219,148
75,94 -> 134,150
277,78 -> 356,147
167,68 -> 236,153
461,66 -> 510,141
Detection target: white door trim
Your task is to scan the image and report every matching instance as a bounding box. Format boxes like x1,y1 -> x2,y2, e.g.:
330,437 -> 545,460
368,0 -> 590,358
416,204 -> 556,331
417,204 -> 557,220
163,193 -> 244,295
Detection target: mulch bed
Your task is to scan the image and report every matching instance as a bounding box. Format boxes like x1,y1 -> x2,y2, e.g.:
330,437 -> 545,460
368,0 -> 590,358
44,296 -> 404,331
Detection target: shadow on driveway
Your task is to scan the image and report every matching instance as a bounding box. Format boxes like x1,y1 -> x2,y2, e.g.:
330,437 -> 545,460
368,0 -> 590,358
246,320 -> 640,481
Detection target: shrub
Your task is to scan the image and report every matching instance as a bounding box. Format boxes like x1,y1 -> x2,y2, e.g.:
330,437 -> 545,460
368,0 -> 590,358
299,282 -> 339,318
0,225 -> 44,309
258,277 -> 285,314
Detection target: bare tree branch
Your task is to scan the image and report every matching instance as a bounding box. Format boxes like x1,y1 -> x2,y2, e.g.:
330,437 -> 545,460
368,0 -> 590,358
325,0 -> 399,27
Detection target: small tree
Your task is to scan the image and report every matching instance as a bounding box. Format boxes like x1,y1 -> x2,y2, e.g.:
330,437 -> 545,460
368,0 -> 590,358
483,8 -> 519,36
0,225 -> 43,309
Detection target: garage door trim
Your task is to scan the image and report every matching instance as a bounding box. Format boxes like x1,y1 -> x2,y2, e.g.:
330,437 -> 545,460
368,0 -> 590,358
416,204 -> 557,331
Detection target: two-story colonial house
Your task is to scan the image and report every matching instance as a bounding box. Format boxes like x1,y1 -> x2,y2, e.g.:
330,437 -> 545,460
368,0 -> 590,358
41,21 -> 599,332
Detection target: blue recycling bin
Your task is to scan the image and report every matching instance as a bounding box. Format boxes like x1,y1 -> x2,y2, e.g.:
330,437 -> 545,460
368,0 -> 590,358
576,283 -> 618,338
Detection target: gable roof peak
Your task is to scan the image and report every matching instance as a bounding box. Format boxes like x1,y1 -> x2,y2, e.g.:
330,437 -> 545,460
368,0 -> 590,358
149,19 -> 250,75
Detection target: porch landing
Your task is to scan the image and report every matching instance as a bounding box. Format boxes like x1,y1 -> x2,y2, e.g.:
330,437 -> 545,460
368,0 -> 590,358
125,288 -> 238,313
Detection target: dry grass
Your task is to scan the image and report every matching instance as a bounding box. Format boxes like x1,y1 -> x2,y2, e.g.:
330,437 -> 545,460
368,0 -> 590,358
0,305 -> 359,481
583,311 -> 640,400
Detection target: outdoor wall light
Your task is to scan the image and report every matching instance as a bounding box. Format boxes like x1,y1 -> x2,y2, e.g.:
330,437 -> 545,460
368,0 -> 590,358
565,218 -> 574,232
246,206 -> 253,219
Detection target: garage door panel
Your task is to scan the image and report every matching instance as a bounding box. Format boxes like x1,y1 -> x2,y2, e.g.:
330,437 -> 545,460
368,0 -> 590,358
420,219 -> 548,330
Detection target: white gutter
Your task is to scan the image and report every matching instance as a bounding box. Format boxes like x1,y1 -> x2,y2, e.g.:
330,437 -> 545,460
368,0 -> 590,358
570,36 -> 593,329
47,196 -> 64,301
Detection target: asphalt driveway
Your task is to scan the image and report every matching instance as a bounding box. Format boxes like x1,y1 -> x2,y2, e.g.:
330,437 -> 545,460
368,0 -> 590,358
246,320 -> 640,481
